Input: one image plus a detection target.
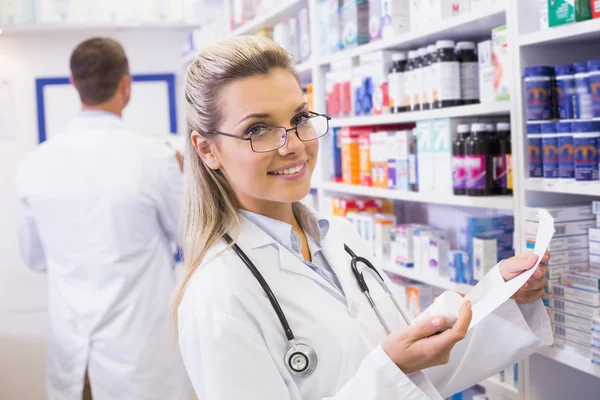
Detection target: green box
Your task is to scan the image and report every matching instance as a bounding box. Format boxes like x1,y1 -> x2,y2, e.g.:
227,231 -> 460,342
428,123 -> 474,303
548,0 -> 575,27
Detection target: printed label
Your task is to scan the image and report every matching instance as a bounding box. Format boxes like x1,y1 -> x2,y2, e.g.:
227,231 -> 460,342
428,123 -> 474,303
528,137 -> 543,178
436,61 -> 461,101
574,136 -> 599,181
412,67 -> 423,108
493,155 -> 507,188
465,155 -> 487,189
575,74 -> 593,119
452,155 -> 467,189
543,137 -> 559,178
525,80 -> 552,120
460,62 -> 479,100
589,74 -> 600,118
558,136 -> 574,179
405,69 -> 414,107
555,77 -> 575,120
507,154 -> 513,189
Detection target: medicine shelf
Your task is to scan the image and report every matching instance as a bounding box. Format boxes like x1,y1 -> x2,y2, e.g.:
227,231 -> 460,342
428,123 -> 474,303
538,347 -> 600,379
0,22 -> 199,35
519,18 -> 600,47
524,179 -> 600,197
479,377 -> 520,400
321,182 -> 515,211
382,261 -> 474,295
328,102 -> 511,128
316,5 -> 506,66
229,0 -> 307,37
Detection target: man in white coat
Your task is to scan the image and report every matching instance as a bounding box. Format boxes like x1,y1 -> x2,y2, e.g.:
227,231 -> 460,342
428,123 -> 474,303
15,38 -> 189,400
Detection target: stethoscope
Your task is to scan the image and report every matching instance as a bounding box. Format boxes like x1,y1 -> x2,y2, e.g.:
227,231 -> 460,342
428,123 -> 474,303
223,233 -> 411,377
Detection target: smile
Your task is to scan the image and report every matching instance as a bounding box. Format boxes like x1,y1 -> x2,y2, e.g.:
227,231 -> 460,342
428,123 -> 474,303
268,163 -> 307,176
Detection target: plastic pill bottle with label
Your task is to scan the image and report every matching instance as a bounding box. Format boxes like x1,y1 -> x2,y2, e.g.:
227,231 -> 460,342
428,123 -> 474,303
554,64 -> 576,120
388,53 -> 407,113
524,65 -> 554,121
456,41 -> 479,105
406,51 -> 417,112
414,48 -> 426,111
426,44 -> 437,110
466,123 -> 493,196
587,59 -> 600,118
557,121 -> 575,180
527,122 -> 543,178
433,40 -> 461,109
452,124 -> 471,196
573,120 -> 600,181
574,62 -> 593,119
542,122 -> 559,179
420,47 -> 432,110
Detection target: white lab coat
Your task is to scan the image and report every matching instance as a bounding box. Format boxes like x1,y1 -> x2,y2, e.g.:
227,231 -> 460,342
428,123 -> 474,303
178,209 -> 553,399
16,114 -> 189,400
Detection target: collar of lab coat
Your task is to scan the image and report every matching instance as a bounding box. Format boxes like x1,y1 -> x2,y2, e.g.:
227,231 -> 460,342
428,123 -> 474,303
233,204 -> 354,306
68,112 -> 124,132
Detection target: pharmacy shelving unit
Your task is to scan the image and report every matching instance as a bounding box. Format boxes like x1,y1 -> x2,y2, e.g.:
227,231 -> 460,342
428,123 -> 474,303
226,0 -> 600,398
0,22 -> 199,35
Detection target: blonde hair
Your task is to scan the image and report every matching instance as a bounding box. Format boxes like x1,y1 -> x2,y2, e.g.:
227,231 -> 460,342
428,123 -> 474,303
173,36 -> 298,325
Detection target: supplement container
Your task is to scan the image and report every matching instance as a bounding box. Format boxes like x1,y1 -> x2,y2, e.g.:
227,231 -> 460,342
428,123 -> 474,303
587,60 -> 600,118
426,45 -> 437,110
409,131 -> 419,192
420,47 -> 431,110
524,65 -> 554,121
527,122 -> 543,178
388,53 -> 407,113
495,122 -> 511,194
557,121 -> 575,179
413,48 -> 426,111
466,123 -> 493,196
554,64 -> 576,120
452,124 -> 471,196
574,62 -> 593,119
456,41 -> 479,105
433,40 -> 461,108
573,120 -> 600,181
542,122 -> 559,179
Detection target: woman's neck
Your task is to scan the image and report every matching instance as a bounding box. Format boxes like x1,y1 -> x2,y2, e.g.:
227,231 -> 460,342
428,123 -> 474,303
240,198 -> 296,226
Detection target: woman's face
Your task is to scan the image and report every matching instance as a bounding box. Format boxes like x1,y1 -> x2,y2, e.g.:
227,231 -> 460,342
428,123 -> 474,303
198,68 -> 319,212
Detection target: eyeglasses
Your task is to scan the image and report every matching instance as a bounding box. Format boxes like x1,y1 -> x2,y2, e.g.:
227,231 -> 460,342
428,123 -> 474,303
213,111 -> 331,153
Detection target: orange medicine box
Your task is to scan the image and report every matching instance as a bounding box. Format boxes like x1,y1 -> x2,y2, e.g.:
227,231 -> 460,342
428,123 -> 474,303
341,127 -> 362,184
359,132 -> 372,186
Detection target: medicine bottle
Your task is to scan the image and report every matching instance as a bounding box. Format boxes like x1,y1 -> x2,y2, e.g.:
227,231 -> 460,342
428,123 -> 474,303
466,123 -> 492,196
412,49 -> 424,111
406,51 -> 417,113
388,53 -> 407,113
426,45 -> 437,110
495,122 -> 511,195
433,40 -> 461,108
418,47 -> 429,110
456,42 -> 479,105
409,132 -> 419,192
452,124 -> 471,195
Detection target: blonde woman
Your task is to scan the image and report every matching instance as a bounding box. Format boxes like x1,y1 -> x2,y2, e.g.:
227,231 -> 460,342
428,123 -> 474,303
176,36 -> 552,399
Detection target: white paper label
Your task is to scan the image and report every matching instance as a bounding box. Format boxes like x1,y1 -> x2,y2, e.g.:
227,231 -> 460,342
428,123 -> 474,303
460,62 -> 479,100
436,61 -> 461,102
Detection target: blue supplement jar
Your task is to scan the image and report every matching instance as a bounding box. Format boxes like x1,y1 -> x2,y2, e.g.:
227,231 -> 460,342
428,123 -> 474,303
524,66 -> 554,121
587,60 -> 600,118
527,122 -> 543,178
542,122 -> 559,179
554,64 -> 576,120
573,121 -> 600,181
557,121 -> 574,179
574,62 -> 593,119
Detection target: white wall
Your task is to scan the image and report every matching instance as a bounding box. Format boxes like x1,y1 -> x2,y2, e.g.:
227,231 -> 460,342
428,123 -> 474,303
0,28 -> 189,399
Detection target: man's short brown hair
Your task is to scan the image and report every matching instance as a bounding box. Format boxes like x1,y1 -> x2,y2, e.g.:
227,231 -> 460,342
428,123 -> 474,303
70,38 -> 129,106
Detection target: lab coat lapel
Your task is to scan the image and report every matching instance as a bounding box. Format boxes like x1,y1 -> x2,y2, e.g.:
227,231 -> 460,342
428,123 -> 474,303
235,215 -> 346,301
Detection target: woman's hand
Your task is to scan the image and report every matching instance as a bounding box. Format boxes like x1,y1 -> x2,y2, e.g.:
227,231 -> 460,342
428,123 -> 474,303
500,251 -> 550,304
381,301 -> 472,374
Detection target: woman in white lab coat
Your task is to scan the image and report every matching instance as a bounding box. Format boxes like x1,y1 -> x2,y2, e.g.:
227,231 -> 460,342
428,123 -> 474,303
176,36 -> 553,399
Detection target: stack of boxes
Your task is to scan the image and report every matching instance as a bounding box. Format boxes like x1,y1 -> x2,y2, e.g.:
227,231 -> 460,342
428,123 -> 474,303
458,215 -> 515,284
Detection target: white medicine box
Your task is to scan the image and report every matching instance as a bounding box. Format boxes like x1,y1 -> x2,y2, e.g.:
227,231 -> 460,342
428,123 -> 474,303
473,237 -> 497,282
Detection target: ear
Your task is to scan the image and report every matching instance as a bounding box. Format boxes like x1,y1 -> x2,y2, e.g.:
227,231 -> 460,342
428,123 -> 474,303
191,130 -> 221,170
120,75 -> 132,97
69,76 -> 79,90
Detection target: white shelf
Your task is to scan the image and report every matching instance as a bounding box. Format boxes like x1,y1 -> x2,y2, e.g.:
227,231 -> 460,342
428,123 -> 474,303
329,102 -> 511,128
229,0 -> 306,36
479,378 -> 520,400
321,182 -> 515,210
0,22 -> 199,34
519,19 -> 600,47
317,5 -> 506,66
524,179 -> 600,197
382,261 -> 473,295
538,347 -> 600,378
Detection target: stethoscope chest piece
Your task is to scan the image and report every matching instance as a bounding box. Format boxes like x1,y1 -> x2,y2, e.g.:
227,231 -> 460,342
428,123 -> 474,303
285,341 -> 318,376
